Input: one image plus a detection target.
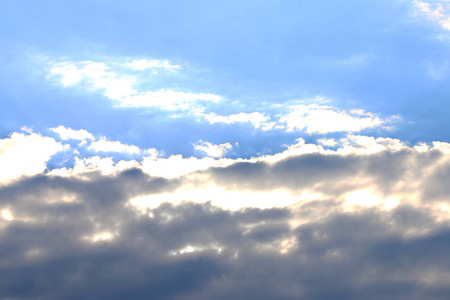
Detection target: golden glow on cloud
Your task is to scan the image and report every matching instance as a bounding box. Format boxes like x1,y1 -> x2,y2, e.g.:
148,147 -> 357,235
1,210 -> 13,221
129,185 -> 321,211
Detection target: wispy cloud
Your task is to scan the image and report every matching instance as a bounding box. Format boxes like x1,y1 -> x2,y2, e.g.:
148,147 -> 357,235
126,59 -> 181,71
118,89 -> 222,109
201,112 -> 276,130
48,58 -> 222,111
412,0 -> 450,30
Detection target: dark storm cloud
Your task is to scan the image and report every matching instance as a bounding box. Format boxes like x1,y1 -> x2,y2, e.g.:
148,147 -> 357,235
0,167 -> 450,299
2,147 -> 450,299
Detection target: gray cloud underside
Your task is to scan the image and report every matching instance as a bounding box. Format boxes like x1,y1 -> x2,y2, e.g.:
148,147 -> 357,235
206,149 -> 447,201
1,149 -> 450,299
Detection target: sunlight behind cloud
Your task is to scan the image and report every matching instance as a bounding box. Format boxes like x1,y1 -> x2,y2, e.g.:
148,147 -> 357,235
129,185 -> 319,211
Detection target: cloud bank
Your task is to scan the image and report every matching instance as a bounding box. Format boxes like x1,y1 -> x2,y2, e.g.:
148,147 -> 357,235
1,129 -> 450,299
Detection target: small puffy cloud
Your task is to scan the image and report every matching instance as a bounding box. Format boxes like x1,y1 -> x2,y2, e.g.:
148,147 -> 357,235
0,131 -> 63,183
126,59 -> 180,71
50,125 -> 94,141
279,104 -> 385,134
202,112 -> 276,130
193,140 -> 233,158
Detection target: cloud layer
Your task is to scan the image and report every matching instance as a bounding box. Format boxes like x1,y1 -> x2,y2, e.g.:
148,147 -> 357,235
1,129 -> 450,299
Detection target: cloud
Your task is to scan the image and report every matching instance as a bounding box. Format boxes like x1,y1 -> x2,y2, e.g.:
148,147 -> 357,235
0,131 -> 64,183
201,112 -> 276,130
193,140 -> 233,158
118,89 -> 222,109
197,103 -> 392,135
1,169 -> 450,299
49,59 -> 222,111
88,137 -> 147,155
2,128 -> 450,298
412,0 -> 450,30
50,125 -> 94,141
126,59 -> 181,71
49,61 -> 137,100
279,104 -> 386,134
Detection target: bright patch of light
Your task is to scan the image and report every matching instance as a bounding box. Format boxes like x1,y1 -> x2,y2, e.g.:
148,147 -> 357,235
344,189 -> 399,211
50,61 -> 138,100
169,244 -> 223,256
1,210 -> 13,221
84,232 -> 114,243
0,132 -> 63,183
130,185 -> 320,211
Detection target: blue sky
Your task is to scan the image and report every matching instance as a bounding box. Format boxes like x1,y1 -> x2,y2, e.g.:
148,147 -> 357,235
2,1 -> 450,299
3,0 -> 450,160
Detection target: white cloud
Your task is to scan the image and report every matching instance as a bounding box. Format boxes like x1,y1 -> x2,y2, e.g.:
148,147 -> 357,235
118,89 -> 222,109
141,155 -> 236,179
412,0 -> 450,30
50,61 -> 137,100
317,138 -> 337,147
50,125 -> 94,141
88,137 -> 156,155
279,104 -> 385,134
202,112 -> 276,130
6,127 -> 450,219
193,140 -> 233,158
0,131 -> 63,183
48,156 -> 141,177
49,59 -> 222,110
126,59 -> 180,71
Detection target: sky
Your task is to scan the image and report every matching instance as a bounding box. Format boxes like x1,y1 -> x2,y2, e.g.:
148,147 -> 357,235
2,0 -> 450,299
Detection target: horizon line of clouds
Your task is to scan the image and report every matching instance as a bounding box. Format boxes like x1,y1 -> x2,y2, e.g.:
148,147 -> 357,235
3,127 -> 450,212
4,127 -> 450,212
